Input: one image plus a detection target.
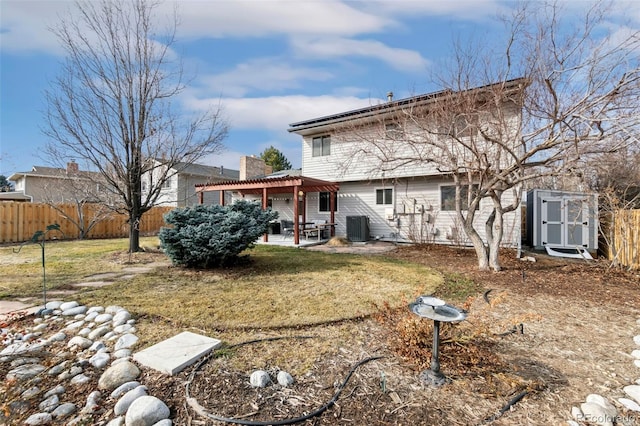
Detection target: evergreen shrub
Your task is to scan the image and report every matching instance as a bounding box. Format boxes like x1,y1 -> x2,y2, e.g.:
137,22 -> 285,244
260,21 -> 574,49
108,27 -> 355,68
159,200 -> 278,268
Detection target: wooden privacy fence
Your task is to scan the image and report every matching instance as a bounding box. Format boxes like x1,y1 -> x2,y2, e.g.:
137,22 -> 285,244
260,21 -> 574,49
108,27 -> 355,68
0,202 -> 174,243
604,209 -> 640,270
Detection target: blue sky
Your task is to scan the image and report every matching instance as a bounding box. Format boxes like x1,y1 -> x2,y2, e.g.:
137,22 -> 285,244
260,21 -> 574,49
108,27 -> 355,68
1,0 -> 638,178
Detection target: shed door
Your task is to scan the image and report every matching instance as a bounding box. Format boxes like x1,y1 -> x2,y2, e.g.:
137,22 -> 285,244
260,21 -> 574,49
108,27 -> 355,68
566,198 -> 589,247
541,198 -> 564,246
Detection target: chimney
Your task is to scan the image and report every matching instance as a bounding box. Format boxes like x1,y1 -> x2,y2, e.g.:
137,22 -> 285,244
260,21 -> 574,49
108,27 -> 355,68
220,165 -> 224,176
240,155 -> 268,180
387,91 -> 394,102
67,161 -> 79,174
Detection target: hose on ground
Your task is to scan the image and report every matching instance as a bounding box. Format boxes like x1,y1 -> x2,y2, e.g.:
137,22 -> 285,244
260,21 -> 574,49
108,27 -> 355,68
184,335 -> 384,425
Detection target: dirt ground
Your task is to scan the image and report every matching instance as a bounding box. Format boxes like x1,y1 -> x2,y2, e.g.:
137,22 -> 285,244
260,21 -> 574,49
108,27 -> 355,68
3,244 -> 640,425
142,244 -> 640,426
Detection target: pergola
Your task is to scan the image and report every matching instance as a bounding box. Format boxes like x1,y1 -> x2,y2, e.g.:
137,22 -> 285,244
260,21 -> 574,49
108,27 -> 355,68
195,176 -> 340,245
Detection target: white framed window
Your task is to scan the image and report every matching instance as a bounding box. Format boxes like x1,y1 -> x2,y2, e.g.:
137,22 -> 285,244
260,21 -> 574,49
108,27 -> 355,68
162,177 -> 172,189
319,191 -> 338,212
312,136 -> 331,157
376,188 -> 393,205
440,184 -> 479,211
385,123 -> 403,139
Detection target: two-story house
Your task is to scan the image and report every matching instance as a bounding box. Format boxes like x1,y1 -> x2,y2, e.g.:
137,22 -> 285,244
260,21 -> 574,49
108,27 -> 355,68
198,79 -> 524,247
146,161 -> 240,208
8,162 -> 106,203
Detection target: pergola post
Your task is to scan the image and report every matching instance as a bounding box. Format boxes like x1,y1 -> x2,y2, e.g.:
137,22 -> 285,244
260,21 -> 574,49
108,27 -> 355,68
262,187 -> 269,242
293,185 -> 300,245
198,190 -> 204,204
219,190 -> 225,206
330,192 -> 336,237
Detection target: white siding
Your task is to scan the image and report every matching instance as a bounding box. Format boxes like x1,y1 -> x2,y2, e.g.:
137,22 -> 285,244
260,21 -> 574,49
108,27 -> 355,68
302,177 -> 520,248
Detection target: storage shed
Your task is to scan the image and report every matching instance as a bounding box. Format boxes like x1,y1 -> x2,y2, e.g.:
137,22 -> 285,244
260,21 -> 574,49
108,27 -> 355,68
526,189 -> 598,254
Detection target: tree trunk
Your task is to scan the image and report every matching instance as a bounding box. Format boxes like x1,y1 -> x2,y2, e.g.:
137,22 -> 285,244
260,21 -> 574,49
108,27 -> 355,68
460,212 -> 490,270
129,214 -> 140,253
487,207 -> 504,272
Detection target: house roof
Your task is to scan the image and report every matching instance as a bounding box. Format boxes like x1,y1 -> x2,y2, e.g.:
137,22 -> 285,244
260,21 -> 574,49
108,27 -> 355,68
195,175 -> 339,196
9,165 -> 101,182
0,192 -> 32,201
288,78 -> 527,136
173,161 -> 240,180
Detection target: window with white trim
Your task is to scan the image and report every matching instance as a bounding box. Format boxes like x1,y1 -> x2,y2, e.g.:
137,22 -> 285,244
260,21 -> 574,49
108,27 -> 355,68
376,188 -> 393,205
440,184 -> 479,211
312,136 -> 331,157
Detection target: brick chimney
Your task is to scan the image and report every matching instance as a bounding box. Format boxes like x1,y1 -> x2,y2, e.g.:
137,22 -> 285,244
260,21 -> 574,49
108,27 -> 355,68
240,155 -> 272,180
67,161 -> 79,174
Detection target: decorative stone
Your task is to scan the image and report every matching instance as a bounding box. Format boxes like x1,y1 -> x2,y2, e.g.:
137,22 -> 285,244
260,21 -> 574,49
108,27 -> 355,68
21,386 -> 41,399
87,306 -> 105,314
104,331 -> 116,340
88,326 -> 110,340
11,357 -> 40,367
24,413 -> 53,425
114,324 -> 135,334
580,402 -> 613,426
571,406 -> 583,421
125,396 -> 170,426
7,364 -> 46,381
277,371 -> 294,387
153,420 -> 172,426
39,394 -> 59,412
111,381 -> 141,399
624,385 -> 640,404
33,323 -> 48,332
250,370 -> 271,388
90,352 -> 110,368
44,384 -> 65,398
80,390 -> 102,414
62,306 -> 87,316
59,301 -> 79,311
77,328 -> 92,338
106,305 -> 126,315
114,348 -> 132,359
634,359 -> 640,368
47,361 -> 68,376
95,313 -> 113,324
90,341 -> 106,352
114,385 -> 148,416
70,374 -> 91,385
45,301 -> 63,310
98,361 -> 140,390
634,335 -> 640,346
618,397 -> 640,412
84,311 -> 99,322
64,321 -> 85,331
48,332 -> 66,343
115,333 -> 139,351
633,349 -> 640,359
52,402 -> 76,419
106,417 -> 125,426
67,336 -> 92,349
585,394 -> 616,418
112,311 -> 131,327
73,314 -> 85,320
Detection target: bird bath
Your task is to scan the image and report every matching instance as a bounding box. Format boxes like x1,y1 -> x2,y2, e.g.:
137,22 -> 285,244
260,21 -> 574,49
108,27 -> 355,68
409,295 -> 467,386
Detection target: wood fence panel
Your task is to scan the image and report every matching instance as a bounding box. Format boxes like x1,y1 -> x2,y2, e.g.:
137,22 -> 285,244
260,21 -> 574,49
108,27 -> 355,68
0,202 -> 174,244
607,209 -> 640,270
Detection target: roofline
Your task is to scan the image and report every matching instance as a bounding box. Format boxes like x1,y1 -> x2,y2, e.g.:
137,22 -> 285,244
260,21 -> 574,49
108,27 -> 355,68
288,77 -> 527,134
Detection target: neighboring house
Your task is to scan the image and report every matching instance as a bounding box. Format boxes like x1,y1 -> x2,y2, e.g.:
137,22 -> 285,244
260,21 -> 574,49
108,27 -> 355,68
199,80 -> 524,247
146,161 -> 240,207
8,162 -> 106,203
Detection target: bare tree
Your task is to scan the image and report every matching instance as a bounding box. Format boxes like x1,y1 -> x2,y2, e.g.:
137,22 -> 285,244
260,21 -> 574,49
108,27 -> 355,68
44,0 -> 228,252
336,1 -> 640,271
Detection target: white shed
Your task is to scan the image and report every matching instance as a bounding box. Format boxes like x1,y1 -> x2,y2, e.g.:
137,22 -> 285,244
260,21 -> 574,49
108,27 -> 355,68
525,189 -> 598,254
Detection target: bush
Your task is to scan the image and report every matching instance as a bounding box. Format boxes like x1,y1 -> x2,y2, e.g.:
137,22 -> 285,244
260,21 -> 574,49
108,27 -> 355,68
159,200 -> 278,268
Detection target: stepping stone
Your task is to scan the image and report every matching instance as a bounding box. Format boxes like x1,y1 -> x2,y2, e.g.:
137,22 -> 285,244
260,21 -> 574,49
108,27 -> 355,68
72,281 -> 113,288
133,331 -> 222,375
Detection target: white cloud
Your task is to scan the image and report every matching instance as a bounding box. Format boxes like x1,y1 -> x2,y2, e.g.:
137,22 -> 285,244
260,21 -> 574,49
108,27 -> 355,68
0,1 -> 69,55
183,94 -> 381,131
291,37 -> 429,73
172,0 -> 394,39
199,58 -> 334,97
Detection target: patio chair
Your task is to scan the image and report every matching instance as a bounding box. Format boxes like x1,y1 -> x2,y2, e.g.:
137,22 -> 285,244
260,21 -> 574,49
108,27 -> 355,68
281,220 -> 294,239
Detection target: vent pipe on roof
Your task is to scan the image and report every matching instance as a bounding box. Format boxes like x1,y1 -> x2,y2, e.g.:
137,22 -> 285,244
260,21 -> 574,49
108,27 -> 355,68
387,92 -> 393,102
220,165 -> 224,175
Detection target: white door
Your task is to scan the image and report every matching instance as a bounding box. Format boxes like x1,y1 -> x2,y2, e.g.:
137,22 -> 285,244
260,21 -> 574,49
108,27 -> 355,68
541,198 -> 564,246
541,197 -> 589,247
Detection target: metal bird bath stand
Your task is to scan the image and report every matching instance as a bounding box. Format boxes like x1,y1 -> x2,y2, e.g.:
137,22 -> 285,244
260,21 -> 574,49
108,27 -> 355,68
409,296 -> 467,386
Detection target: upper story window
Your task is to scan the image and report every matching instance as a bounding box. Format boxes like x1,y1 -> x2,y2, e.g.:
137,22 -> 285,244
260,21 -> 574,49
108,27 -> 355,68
162,177 -> 172,189
319,191 -> 338,212
385,123 -> 403,139
440,184 -> 479,211
312,136 -> 331,157
376,188 -> 393,205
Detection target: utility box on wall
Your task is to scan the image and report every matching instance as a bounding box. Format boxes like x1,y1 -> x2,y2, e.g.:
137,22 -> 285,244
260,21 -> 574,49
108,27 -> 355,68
526,189 -> 598,253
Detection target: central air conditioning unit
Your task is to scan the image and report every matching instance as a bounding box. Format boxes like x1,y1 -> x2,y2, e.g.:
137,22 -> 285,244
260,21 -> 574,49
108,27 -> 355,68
346,216 -> 370,242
